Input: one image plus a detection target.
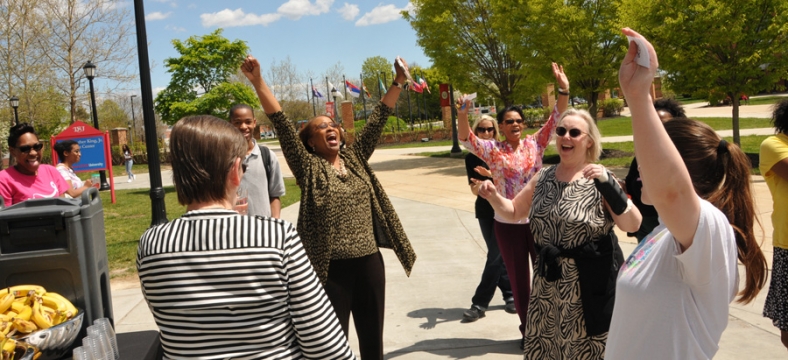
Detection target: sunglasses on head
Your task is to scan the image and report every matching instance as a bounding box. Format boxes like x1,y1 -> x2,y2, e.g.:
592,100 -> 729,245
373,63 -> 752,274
477,126 -> 495,133
17,143 -> 43,153
317,122 -> 340,129
556,126 -> 585,138
503,118 -> 524,125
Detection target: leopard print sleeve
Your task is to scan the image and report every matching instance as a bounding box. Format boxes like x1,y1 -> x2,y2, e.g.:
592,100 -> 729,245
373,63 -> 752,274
351,102 -> 393,161
267,111 -> 312,182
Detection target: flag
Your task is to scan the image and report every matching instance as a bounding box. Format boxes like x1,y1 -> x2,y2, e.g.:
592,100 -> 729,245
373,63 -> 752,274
417,75 -> 431,94
312,86 -> 325,100
379,78 -> 386,93
411,80 -> 423,93
328,81 -> 343,99
362,84 -> 372,98
345,80 -> 361,98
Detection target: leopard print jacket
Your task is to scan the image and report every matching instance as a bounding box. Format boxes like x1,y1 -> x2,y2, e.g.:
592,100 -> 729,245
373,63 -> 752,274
267,103 -> 417,284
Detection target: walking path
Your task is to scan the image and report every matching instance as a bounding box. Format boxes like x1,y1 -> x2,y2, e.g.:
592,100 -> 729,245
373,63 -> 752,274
108,101 -> 784,358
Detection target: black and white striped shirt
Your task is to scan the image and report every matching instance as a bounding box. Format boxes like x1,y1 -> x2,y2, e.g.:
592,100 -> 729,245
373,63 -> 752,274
137,209 -> 356,359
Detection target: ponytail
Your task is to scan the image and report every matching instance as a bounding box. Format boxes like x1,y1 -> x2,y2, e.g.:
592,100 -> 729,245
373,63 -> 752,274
707,140 -> 767,304
664,119 -> 767,304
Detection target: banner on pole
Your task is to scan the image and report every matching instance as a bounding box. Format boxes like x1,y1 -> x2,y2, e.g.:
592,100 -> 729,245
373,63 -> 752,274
326,102 -> 335,118
439,84 -> 450,107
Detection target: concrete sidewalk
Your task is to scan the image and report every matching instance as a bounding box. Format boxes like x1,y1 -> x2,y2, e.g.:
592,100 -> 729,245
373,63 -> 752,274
110,142 -> 784,359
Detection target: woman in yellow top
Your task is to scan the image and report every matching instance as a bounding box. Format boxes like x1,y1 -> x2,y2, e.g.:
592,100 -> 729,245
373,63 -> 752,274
761,99 -> 788,350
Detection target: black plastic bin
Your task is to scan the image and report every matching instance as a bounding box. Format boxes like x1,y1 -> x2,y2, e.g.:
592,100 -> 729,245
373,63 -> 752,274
0,188 -> 114,329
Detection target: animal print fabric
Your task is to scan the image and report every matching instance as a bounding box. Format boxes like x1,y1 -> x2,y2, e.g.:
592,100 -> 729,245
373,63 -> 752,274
266,102 -> 416,284
524,166 -> 614,360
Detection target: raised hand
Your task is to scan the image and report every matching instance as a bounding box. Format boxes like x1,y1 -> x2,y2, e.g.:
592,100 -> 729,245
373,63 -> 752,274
241,55 -> 262,83
582,164 -> 609,182
619,28 -> 659,100
552,62 -> 569,91
394,57 -> 409,84
471,178 -> 497,200
456,98 -> 472,115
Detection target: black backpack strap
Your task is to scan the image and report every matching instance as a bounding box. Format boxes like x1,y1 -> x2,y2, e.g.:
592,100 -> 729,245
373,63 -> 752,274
258,144 -> 273,185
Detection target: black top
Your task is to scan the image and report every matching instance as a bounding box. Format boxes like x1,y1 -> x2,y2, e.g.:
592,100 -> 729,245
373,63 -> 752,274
465,153 -> 495,219
624,157 -> 658,217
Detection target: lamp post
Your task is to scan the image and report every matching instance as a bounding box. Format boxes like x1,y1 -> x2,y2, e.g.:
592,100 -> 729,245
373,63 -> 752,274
83,60 -> 111,191
9,96 -> 19,125
130,94 -> 137,144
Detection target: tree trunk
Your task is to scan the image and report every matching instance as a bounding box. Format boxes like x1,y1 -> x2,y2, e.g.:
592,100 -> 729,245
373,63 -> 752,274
732,95 -> 741,146
588,92 -> 600,121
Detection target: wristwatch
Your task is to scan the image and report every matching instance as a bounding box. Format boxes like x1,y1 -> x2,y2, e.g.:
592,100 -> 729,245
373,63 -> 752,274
558,88 -> 570,96
392,80 -> 408,90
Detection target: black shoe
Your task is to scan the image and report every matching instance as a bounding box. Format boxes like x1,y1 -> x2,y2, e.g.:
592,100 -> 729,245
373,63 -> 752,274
462,305 -> 486,322
504,301 -> 517,314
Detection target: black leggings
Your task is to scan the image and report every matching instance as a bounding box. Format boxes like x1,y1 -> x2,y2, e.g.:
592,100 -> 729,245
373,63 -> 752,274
323,251 -> 385,360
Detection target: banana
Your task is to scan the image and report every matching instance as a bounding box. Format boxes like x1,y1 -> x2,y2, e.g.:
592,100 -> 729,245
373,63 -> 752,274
8,285 -> 45,298
11,318 -> 36,333
1,336 -> 15,353
0,322 -> 11,336
30,302 -> 52,330
0,294 -> 12,314
43,292 -> 76,317
9,304 -> 31,322
39,295 -> 65,313
4,311 -> 16,318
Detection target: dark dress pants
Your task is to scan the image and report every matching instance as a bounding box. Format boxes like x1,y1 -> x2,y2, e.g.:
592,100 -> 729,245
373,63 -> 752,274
494,221 -> 537,336
471,217 -> 513,308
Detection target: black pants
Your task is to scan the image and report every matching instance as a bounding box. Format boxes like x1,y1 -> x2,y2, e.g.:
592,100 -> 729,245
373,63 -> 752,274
324,252 -> 385,360
471,217 -> 513,308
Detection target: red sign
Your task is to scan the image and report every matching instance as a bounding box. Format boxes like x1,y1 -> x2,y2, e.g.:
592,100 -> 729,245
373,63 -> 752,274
325,102 -> 334,118
439,84 -> 450,107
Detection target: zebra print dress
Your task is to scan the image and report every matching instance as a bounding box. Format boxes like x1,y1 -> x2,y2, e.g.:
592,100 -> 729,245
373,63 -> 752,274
524,166 -> 614,360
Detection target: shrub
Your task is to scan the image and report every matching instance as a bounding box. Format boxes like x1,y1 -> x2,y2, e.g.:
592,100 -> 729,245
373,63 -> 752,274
523,108 -> 545,128
600,98 -> 625,117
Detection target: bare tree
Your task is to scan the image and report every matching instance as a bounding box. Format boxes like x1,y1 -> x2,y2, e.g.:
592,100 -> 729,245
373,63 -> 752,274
37,0 -> 136,123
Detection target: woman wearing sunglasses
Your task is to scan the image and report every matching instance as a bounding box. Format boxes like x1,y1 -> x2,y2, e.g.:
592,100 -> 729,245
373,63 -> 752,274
241,55 -> 416,360
457,62 -> 568,348
462,115 -> 516,322
474,106 -> 642,359
0,123 -> 69,207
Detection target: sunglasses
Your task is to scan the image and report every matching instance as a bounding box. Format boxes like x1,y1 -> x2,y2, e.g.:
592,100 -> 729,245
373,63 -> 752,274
316,122 -> 340,129
556,126 -> 585,138
16,143 -> 43,153
477,127 -> 495,133
503,118 -> 524,125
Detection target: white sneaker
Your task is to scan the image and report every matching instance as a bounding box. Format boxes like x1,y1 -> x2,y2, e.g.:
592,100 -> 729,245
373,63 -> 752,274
133,174 -> 136,180
127,179 -> 132,183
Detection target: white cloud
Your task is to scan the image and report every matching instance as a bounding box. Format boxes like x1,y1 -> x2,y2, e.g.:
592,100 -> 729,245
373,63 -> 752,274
337,3 -> 359,21
277,0 -> 333,20
200,8 -> 282,27
145,11 -> 172,21
165,24 -> 186,32
356,2 -> 412,26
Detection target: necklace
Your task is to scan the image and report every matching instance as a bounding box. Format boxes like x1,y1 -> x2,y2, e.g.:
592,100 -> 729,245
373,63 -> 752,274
334,157 -> 348,177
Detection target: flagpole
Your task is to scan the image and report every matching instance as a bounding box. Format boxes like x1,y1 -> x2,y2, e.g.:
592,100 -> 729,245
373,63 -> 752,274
343,75 -> 348,99
325,77 -> 330,117
407,85 -> 413,131
361,72 -> 367,122
422,71 -> 431,130
310,78 -> 317,117
450,83 -> 462,156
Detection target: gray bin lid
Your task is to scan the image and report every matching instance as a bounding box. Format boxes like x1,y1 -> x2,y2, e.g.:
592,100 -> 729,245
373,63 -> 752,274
0,198 -> 82,221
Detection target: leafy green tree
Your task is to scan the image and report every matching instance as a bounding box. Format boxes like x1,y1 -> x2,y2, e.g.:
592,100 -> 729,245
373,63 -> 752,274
154,29 -> 258,124
97,99 -> 130,130
622,0 -> 788,144
361,56 -> 392,101
500,0 -> 627,118
404,0 -> 543,106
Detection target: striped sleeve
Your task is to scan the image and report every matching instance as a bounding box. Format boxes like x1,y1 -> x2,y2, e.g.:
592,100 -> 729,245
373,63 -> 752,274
281,223 -> 356,359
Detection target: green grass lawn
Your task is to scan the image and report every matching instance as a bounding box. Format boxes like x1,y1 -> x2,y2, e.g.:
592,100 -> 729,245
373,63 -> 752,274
746,95 -> 787,106
103,178 -> 301,275
75,164 -> 166,181
595,116 -> 771,137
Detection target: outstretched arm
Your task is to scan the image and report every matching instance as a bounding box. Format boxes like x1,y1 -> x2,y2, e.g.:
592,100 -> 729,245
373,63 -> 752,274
618,28 -> 699,250
535,63 -> 570,148
354,57 -> 408,160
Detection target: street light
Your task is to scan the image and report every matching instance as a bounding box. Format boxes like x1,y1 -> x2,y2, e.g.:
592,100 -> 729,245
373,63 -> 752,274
83,60 -> 111,191
130,94 -> 137,144
9,96 -> 19,126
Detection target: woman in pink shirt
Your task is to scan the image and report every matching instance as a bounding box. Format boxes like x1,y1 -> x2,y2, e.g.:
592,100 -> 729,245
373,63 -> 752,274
0,123 -> 69,207
458,63 -> 569,347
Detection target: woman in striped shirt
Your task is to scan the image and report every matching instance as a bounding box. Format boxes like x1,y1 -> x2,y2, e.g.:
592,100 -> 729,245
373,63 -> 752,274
136,115 -> 355,359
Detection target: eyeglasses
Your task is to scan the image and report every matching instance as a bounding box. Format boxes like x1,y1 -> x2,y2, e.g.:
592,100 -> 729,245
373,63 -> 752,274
503,118 -> 524,125
556,126 -> 586,138
16,143 -> 43,153
477,127 -> 495,133
316,122 -> 340,129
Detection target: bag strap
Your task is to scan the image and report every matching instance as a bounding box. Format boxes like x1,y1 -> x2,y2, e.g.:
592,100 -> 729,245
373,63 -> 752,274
258,144 -> 273,185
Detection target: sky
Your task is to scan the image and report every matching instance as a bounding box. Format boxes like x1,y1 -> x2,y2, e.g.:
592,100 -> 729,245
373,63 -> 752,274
137,0 -> 430,95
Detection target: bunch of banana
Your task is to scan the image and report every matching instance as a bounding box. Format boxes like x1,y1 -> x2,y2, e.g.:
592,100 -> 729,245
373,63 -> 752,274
0,285 -> 78,338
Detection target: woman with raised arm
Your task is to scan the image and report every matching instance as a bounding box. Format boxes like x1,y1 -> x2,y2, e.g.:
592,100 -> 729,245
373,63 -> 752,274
475,106 -> 641,359
241,55 -> 416,360
605,28 -> 768,359
762,99 -> 788,350
457,63 -> 568,347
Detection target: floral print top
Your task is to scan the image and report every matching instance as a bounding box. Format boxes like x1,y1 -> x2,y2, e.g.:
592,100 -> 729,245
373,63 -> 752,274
460,105 -> 559,223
